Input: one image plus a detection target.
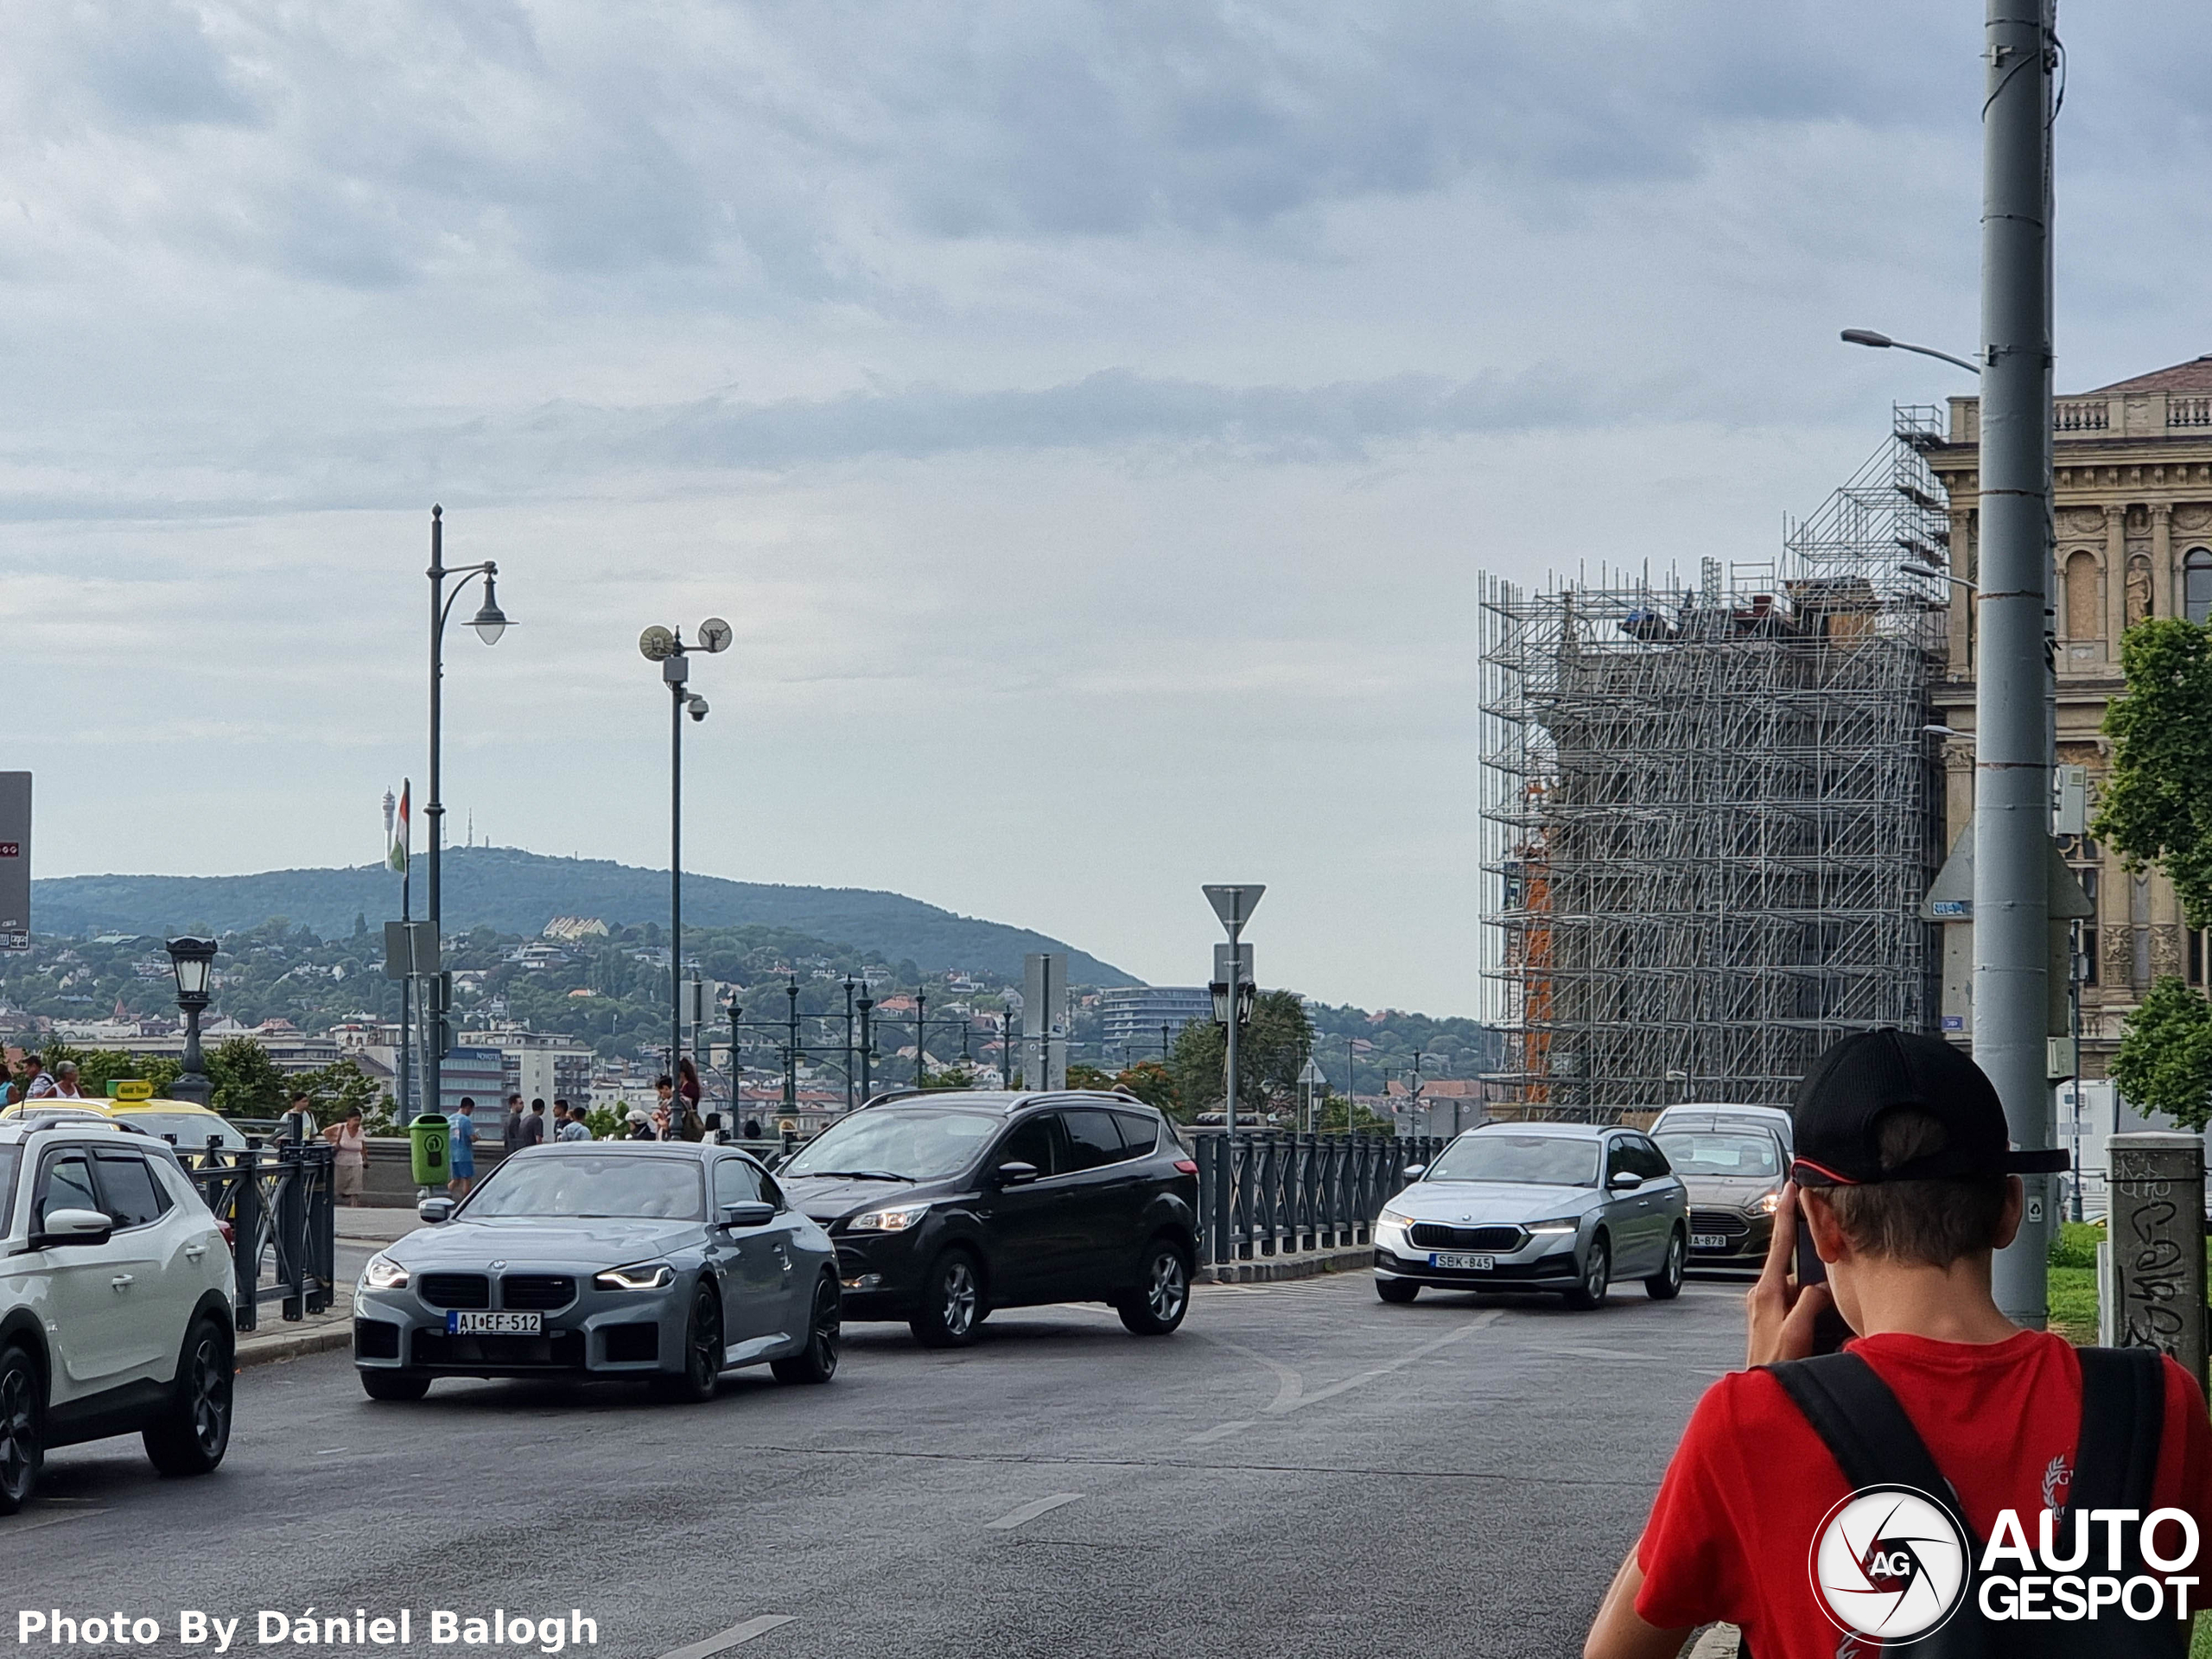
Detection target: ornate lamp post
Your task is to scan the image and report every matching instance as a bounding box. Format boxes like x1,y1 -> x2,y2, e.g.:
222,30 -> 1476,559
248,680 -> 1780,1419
166,937 -> 219,1108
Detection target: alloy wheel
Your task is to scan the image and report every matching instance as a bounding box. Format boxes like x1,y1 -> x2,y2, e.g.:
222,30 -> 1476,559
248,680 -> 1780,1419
690,1290 -> 721,1389
0,1357 -> 34,1504
811,1284 -> 841,1377
1147,1248 -> 1187,1324
187,1333 -> 231,1455
940,1257 -> 978,1339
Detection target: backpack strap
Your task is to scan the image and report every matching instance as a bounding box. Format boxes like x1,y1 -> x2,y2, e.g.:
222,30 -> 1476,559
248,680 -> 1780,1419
2067,1345 -> 2165,1517
1765,1351 -> 1964,1510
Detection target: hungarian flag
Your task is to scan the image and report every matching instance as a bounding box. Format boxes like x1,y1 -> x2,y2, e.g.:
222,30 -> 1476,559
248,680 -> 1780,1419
388,781 -> 410,873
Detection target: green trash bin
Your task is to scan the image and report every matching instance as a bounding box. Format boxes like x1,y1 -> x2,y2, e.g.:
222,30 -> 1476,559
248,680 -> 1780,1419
409,1114 -> 452,1186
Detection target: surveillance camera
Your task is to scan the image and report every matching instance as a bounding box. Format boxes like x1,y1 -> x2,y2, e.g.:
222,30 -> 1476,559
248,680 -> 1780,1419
687,696 -> 709,722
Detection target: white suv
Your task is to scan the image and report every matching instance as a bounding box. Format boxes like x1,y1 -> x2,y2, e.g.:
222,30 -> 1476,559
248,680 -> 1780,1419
0,1116 -> 238,1512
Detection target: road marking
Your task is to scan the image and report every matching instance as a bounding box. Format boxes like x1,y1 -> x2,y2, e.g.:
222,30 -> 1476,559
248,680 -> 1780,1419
1527,1345 -> 1655,1362
0,1507 -> 106,1539
656,1616 -> 797,1659
1268,1309 -> 1503,1414
1185,1421 -> 1254,1445
1199,1337 -> 1304,1412
986,1491 -> 1083,1530
314,1446 -> 349,1457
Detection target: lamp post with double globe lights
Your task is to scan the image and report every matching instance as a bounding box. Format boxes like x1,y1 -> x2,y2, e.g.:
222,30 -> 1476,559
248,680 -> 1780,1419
639,619 -> 732,1099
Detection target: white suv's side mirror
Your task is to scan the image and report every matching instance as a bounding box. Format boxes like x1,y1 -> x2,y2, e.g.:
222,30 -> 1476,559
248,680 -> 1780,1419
35,1207 -> 114,1249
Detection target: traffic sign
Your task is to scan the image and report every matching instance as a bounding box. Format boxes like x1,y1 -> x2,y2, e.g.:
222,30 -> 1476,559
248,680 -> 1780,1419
1203,884 -> 1264,931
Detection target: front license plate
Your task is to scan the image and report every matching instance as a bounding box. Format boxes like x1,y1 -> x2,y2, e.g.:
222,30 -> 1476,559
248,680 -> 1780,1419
1429,1251 -> 1494,1271
1690,1235 -> 1730,1251
447,1311 -> 542,1335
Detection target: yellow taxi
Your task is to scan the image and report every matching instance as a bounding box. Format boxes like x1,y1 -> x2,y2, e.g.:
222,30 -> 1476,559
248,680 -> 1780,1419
0,1079 -> 248,1162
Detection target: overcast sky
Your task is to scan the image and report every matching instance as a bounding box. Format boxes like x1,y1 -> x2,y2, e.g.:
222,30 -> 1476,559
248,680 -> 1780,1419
7,3 -> 2208,1017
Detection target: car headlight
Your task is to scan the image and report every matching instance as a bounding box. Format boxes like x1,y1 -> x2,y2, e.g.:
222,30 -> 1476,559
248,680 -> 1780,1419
1376,1206 -> 1417,1230
362,1253 -> 410,1291
594,1262 -> 676,1291
848,1201 -> 932,1233
1528,1217 -> 1581,1235
1757,1191 -> 1783,1216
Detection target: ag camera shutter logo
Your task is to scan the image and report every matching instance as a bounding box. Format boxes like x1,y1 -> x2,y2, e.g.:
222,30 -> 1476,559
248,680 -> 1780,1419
1809,1484 -> 1970,1641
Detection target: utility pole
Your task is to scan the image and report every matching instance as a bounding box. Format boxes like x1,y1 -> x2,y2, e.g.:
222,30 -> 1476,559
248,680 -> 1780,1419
842,977 -> 857,1113
785,976 -> 799,1114
914,988 -> 928,1088
1977,0 -> 2060,1325
856,995 -> 874,1103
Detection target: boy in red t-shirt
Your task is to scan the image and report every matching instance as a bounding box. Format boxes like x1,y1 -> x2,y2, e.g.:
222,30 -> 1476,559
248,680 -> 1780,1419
1584,1029 -> 2212,1659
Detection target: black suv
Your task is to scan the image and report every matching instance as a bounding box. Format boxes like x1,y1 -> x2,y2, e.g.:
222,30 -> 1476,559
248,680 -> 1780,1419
776,1090 -> 1200,1346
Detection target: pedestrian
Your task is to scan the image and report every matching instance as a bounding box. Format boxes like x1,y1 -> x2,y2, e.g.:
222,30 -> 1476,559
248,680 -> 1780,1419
518,1097 -> 548,1149
448,1096 -> 478,1197
1583,1029 -> 2212,1659
676,1056 -> 704,1136
626,1106 -> 655,1141
18,1054 -> 53,1100
503,1091 -> 524,1148
325,1107 -> 368,1207
47,1060 -> 83,1099
556,1103 -> 591,1142
280,1090 -> 317,1143
742,1117 -> 761,1140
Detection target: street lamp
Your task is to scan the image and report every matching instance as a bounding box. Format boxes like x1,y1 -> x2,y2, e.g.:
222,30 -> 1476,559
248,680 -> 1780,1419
165,937 -> 218,1108
639,618 -> 732,1104
425,505 -> 512,1122
1840,328 -> 1983,377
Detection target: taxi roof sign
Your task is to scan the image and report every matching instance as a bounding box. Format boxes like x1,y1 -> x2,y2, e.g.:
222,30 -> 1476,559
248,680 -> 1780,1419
106,1078 -> 156,1101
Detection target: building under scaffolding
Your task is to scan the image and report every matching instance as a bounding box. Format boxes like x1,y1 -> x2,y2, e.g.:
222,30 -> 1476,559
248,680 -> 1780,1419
1478,411 -> 1951,1114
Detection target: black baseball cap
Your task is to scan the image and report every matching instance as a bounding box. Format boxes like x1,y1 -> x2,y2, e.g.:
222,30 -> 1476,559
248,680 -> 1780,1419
1790,1028 -> 2069,1186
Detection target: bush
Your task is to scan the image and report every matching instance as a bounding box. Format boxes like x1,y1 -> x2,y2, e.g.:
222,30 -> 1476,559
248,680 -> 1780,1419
2050,1220 -> 2105,1270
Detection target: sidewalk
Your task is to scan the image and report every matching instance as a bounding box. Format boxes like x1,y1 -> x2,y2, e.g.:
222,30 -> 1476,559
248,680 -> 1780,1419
234,1211 -> 424,1369
1198,1243 -> 1372,1284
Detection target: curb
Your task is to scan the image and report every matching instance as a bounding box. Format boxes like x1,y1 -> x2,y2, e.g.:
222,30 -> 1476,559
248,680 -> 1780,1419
237,1323 -> 353,1370
1198,1246 -> 1371,1286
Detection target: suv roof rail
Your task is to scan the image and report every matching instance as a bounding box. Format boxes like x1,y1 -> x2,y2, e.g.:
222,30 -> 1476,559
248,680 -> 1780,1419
856,1088 -> 933,1110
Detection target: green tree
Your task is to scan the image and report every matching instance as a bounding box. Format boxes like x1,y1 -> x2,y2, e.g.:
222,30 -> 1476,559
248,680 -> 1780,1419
2094,618 -> 2212,926
919,1063 -> 978,1092
1065,1063 -> 1117,1091
1167,990 -> 1314,1120
286,1057 -> 383,1128
2112,976 -> 2212,1131
1110,1059 -> 1179,1114
207,1036 -> 289,1119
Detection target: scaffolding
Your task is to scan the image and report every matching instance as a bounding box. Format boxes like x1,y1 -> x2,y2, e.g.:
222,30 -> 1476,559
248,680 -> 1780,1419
1478,413 -> 1950,1114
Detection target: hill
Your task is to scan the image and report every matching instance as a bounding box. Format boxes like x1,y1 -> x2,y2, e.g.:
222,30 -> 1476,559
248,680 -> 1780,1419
30,848 -> 1138,986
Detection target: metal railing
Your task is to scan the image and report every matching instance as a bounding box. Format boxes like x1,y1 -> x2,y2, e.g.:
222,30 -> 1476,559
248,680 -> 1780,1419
1191,1131 -> 1447,1267
183,1140 -> 336,1332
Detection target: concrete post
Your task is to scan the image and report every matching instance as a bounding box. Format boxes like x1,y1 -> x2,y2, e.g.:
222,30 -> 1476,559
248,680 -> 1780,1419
2106,1131 -> 2208,1392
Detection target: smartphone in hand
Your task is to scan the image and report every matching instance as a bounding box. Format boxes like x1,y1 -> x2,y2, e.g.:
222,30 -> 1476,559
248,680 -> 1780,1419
1793,1199 -> 1853,1355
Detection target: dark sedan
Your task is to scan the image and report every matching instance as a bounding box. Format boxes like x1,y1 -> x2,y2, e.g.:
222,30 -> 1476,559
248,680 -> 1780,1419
778,1090 -> 1200,1346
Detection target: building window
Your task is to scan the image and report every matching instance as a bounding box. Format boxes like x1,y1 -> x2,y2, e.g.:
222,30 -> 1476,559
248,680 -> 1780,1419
2188,548 -> 2212,626
2065,550 -> 2100,640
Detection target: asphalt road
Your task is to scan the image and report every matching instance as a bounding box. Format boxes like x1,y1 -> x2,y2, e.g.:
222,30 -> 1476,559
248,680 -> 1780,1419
2,1269 -> 1746,1659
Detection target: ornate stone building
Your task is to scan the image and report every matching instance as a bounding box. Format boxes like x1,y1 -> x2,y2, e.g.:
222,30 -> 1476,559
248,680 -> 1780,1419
1923,356 -> 2212,1077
